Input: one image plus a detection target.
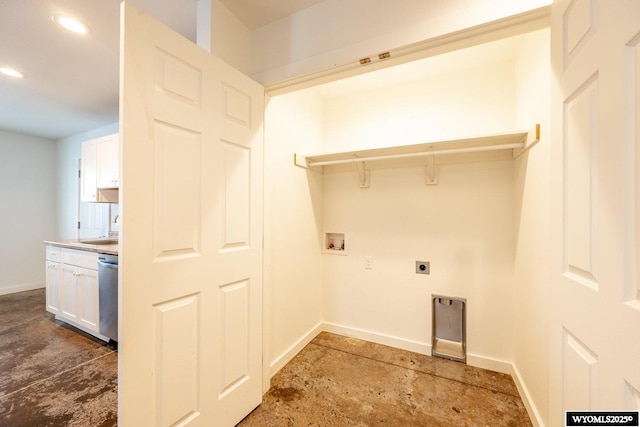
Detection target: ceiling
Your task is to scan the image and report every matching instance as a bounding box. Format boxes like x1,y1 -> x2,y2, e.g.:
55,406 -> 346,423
219,0 -> 323,30
0,0 -> 322,140
0,0 -> 525,141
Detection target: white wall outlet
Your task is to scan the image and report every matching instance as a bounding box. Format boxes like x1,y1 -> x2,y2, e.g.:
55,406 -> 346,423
364,256 -> 373,269
416,261 -> 430,274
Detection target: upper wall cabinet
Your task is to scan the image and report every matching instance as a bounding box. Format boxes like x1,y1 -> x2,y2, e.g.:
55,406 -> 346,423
81,133 -> 119,202
81,139 -> 98,202
97,135 -> 119,189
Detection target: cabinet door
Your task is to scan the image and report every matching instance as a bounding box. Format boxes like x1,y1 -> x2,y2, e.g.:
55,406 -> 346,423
59,264 -> 80,322
45,261 -> 60,315
97,134 -> 119,188
77,266 -> 100,332
81,139 -> 98,202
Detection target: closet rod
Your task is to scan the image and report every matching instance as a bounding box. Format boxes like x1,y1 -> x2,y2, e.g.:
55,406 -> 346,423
308,142 -> 524,167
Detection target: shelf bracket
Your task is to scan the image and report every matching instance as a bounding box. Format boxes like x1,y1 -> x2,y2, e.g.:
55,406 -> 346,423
293,153 -> 322,173
512,124 -> 541,159
425,147 -> 438,185
355,158 -> 370,188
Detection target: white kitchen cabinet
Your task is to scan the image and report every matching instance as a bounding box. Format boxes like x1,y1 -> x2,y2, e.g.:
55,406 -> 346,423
45,245 -> 61,315
80,139 -> 98,202
81,133 -> 119,202
60,264 -> 99,331
59,263 -> 81,322
45,262 -> 61,314
78,267 -> 100,331
97,134 -> 119,188
47,247 -> 101,335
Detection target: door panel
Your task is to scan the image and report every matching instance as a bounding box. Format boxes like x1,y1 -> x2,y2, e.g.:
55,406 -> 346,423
563,0 -> 595,66
564,73 -> 599,289
219,279 -> 250,395
119,3 -> 264,426
210,47 -> 265,425
221,141 -> 251,249
154,295 -> 200,426
152,123 -> 202,259
623,7 -> 640,409
562,330 -> 598,411
551,1 -> 640,423
629,15 -> 640,311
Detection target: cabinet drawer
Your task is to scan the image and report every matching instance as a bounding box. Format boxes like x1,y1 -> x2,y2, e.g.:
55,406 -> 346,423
45,245 -> 61,262
61,248 -> 98,270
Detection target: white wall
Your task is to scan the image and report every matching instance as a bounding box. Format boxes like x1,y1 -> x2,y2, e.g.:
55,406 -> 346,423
264,91 -> 325,374
319,60 -> 518,366
198,0 -> 252,74
322,61 -> 516,152
267,30 -> 551,425
259,5 -> 552,423
0,131 -> 57,295
251,0 -> 551,84
322,162 -> 515,361
512,29 -> 551,426
56,122 -> 118,239
0,119 -> 117,296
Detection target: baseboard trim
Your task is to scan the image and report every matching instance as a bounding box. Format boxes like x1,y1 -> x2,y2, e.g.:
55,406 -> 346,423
466,353 -> 512,375
270,321 -> 516,375
511,363 -> 545,427
269,321 -> 324,377
323,322 -> 515,375
322,322 -> 431,355
0,282 -> 45,296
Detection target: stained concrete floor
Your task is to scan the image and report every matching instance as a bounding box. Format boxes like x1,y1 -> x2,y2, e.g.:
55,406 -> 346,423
0,289 -> 531,426
0,289 -> 117,426
238,332 -> 532,426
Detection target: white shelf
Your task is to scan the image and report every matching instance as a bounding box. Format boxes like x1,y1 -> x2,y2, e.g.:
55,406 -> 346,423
294,125 -> 540,187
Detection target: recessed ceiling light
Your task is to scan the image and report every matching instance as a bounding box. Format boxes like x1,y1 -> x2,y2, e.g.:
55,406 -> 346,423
52,15 -> 89,34
0,67 -> 25,78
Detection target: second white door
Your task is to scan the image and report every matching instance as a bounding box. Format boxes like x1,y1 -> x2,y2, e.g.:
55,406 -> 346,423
119,2 -> 265,425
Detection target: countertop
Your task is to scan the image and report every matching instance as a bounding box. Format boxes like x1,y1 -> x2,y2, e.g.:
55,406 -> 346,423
43,238 -> 118,255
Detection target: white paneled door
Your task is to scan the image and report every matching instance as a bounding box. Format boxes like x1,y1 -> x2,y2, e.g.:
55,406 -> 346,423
550,0 -> 640,424
119,2 -> 264,426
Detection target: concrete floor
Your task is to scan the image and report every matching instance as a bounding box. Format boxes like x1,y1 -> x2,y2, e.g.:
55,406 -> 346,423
0,289 -> 117,426
239,332 -> 532,426
0,289 -> 531,426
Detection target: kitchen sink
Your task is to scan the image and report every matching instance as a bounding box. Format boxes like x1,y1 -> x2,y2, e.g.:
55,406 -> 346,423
77,239 -> 119,245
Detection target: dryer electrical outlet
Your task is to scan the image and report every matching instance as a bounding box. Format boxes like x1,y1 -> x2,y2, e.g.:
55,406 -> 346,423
416,261 -> 430,274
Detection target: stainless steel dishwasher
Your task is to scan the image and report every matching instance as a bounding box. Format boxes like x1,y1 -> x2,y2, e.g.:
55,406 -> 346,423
97,254 -> 118,342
